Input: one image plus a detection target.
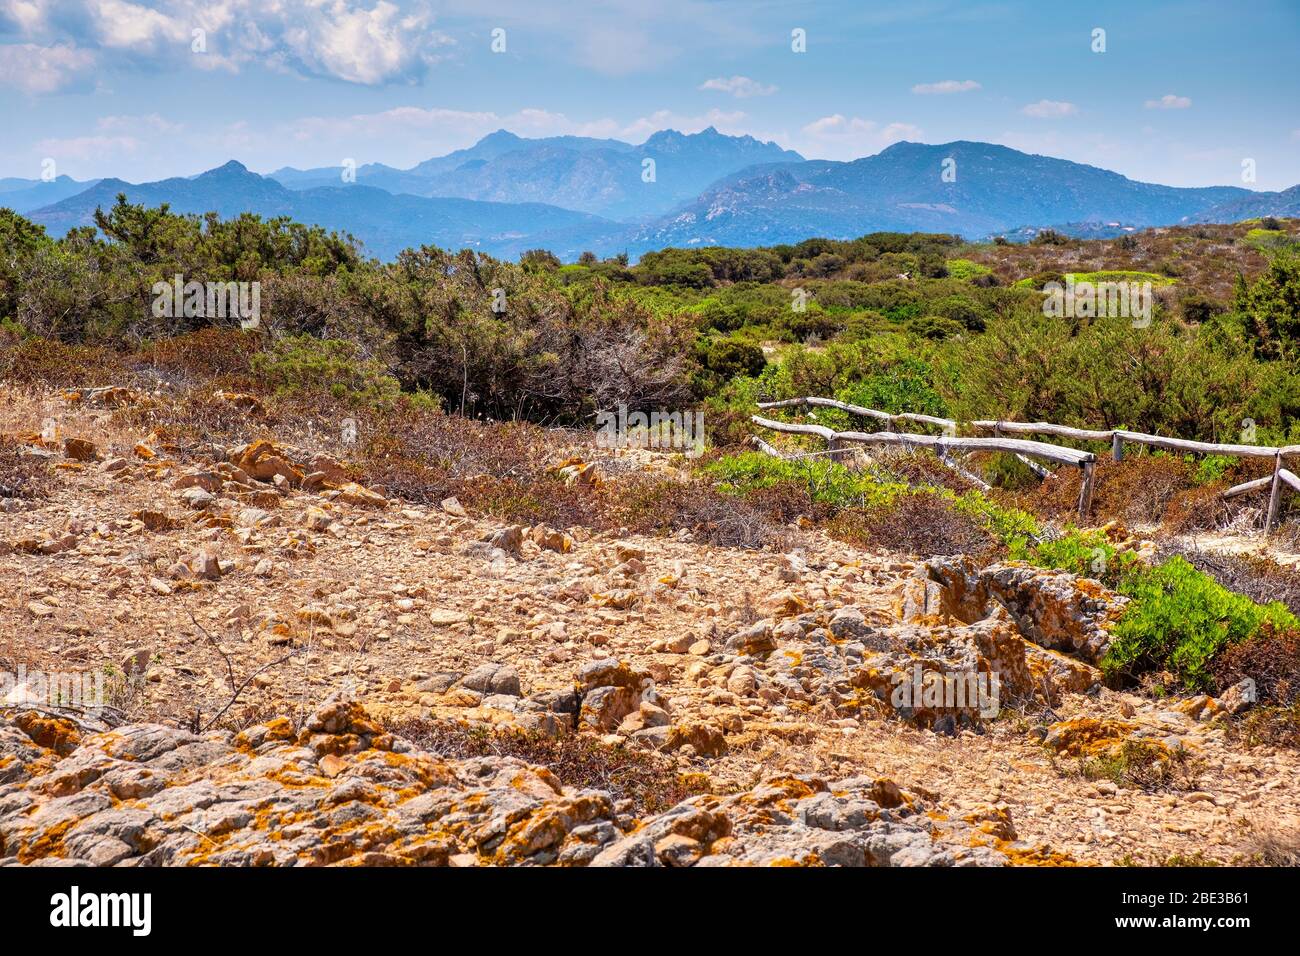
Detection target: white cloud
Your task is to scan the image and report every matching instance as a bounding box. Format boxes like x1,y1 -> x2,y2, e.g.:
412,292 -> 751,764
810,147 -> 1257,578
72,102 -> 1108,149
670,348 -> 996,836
1,0 -> 455,87
432,0 -> 765,77
0,0 -> 49,33
0,42 -> 97,93
797,114 -> 922,160
1021,99 -> 1078,119
278,0 -> 450,86
911,79 -> 980,95
699,75 -> 777,98
89,0 -> 189,51
1144,93 -> 1192,110
95,112 -> 179,134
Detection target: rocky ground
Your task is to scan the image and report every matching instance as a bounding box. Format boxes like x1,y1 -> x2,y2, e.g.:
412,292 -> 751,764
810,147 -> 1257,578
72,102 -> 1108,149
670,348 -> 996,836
1,387 -> 1298,866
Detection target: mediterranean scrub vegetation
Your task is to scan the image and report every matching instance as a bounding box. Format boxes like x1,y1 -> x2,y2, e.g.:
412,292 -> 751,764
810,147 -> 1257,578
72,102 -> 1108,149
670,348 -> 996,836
3,199 -> 1300,727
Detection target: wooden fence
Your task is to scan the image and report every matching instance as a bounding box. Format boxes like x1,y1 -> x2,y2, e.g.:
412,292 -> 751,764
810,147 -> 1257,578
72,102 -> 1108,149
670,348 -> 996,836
753,397 -> 1300,530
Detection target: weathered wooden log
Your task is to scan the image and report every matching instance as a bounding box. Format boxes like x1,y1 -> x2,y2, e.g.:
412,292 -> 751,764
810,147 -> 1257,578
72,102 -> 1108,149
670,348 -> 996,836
991,421 -> 1052,479
1114,430 -> 1280,459
755,399 -> 1300,531
1223,475 -> 1273,499
757,397 -> 956,430
936,451 -> 992,491
974,419 -> 1287,459
1078,460 -> 1097,521
1267,454 -> 1285,531
751,416 -> 836,441
750,416 -> 1095,467
749,435 -> 788,459
973,419 -> 1115,442
1015,454 -> 1052,479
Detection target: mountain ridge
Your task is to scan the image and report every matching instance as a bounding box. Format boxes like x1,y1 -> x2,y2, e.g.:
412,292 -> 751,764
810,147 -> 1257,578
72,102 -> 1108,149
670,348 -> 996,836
18,133 -> 1300,261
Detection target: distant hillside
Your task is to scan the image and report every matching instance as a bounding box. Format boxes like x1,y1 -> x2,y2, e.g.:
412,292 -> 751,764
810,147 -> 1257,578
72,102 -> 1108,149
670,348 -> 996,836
26,162 -> 623,261
20,138 -> 1300,261
0,175 -> 101,214
626,141 -> 1263,251
269,127 -> 803,222
1201,184 -> 1300,222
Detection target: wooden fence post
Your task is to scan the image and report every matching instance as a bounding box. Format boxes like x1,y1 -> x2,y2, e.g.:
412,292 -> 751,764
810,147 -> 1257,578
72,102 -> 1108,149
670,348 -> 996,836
1266,452 -> 1284,533
1112,434 -> 1123,462
1077,461 -> 1096,522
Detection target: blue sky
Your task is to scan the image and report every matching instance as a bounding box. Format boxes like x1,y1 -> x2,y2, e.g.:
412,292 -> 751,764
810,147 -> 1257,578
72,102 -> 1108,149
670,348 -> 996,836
2,0 -> 1297,189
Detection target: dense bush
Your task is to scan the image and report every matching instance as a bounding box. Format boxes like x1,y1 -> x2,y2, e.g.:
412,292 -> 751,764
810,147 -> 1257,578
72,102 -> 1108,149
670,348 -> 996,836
1104,556 -> 1298,691
251,334 -> 402,406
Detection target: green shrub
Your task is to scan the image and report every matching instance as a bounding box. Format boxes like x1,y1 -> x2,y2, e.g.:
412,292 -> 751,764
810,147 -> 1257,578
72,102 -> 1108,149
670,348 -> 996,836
704,451 -> 1040,556
906,314 -> 965,339
1193,454 -> 1235,485
705,452 -> 909,511
1011,528 -> 1133,582
949,490 -> 1042,553
695,336 -> 767,386
1104,556 -> 1299,690
945,258 -> 993,281
251,334 -> 401,407
1075,739 -> 1199,792
1014,530 -> 1299,690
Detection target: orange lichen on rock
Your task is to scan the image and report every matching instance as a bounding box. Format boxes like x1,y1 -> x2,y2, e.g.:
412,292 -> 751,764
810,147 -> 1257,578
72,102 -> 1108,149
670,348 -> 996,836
1042,717 -> 1139,758
12,712 -> 82,756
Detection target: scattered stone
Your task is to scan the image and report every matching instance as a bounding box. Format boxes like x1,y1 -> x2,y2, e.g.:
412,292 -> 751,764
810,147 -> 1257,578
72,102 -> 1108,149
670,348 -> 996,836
180,487 -> 216,510
486,525 -> 525,556
190,550 -> 222,580
460,664 -> 522,697
63,437 -> 99,462
429,609 -> 470,627
134,510 -> 180,532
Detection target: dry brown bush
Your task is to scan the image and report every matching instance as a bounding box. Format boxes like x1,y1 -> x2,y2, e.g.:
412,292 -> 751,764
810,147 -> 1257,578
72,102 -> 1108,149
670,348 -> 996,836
1160,545 -> 1300,616
135,328 -> 261,387
960,220 -> 1284,300
1213,622 -> 1300,705
1014,453 -> 1260,532
0,334 -> 134,389
1227,703 -> 1300,750
604,476 -> 792,550
877,449 -> 983,494
0,435 -> 58,499
385,717 -> 712,815
827,491 -> 1002,561
1243,816 -> 1300,865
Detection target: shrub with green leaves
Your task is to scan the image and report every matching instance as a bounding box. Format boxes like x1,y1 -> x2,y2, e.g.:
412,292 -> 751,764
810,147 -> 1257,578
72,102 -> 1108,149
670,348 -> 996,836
1010,529 -> 1296,690
1009,528 -> 1133,582
704,451 -> 909,511
705,453 -> 1295,694
1104,557 -> 1299,691
945,258 -> 993,281
251,334 -> 401,407
704,451 -> 1041,550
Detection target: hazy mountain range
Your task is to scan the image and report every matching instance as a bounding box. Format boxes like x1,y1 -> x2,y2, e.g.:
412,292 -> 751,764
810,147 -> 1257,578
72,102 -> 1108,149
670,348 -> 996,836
0,175 -> 104,214
269,128 -> 803,222
8,128 -> 1299,261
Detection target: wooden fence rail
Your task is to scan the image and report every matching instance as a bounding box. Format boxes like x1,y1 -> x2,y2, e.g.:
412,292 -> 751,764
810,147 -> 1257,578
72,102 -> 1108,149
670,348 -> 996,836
750,414 -> 1099,519
753,397 -> 1300,530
